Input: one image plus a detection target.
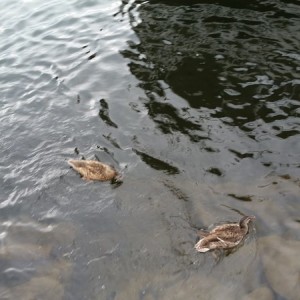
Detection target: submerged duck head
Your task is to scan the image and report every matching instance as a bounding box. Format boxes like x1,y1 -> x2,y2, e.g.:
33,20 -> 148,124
111,171 -> 123,184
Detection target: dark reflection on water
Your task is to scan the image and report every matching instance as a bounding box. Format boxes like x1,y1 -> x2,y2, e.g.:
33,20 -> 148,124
99,99 -> 118,128
145,97 -> 205,141
120,0 -> 300,138
133,149 -> 180,174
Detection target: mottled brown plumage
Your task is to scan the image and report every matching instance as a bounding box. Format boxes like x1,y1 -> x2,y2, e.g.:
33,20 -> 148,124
68,159 -> 121,182
195,216 -> 255,252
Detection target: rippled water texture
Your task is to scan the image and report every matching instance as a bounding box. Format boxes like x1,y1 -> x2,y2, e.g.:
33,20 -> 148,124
0,0 -> 300,299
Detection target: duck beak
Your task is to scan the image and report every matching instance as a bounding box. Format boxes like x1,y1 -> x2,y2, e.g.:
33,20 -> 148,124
249,215 -> 256,221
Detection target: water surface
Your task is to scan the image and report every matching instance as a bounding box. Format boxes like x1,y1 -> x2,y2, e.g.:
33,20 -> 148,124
0,0 -> 300,299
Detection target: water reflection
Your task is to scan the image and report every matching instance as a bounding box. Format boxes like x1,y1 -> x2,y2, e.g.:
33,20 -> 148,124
134,149 -> 180,174
99,98 -> 118,128
120,0 -> 300,138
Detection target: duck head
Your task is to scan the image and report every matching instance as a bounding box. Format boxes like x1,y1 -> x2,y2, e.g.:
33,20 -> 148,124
239,215 -> 255,231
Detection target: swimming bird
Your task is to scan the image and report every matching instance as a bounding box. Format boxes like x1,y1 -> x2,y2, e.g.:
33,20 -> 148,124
68,159 -> 122,182
195,215 -> 255,253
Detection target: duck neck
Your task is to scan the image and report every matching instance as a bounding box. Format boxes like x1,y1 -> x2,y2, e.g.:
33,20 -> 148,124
239,217 -> 250,232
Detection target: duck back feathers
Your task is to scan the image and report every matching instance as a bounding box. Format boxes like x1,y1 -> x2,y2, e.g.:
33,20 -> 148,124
68,159 -> 119,181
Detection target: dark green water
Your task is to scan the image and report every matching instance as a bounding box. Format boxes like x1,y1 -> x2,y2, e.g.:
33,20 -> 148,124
0,0 -> 299,299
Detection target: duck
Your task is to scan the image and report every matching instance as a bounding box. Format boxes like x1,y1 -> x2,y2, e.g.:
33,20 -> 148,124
68,159 -> 122,182
195,215 -> 255,253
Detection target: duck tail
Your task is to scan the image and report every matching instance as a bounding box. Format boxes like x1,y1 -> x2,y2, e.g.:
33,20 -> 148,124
68,159 -> 83,169
194,240 -> 210,252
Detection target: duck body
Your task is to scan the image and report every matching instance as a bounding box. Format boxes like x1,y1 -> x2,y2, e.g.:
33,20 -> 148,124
68,159 -> 121,182
195,216 -> 255,253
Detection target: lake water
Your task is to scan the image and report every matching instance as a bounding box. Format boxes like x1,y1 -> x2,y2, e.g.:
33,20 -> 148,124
0,0 -> 300,299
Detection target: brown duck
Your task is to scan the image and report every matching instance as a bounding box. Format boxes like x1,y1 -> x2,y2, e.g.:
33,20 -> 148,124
68,159 -> 122,182
195,215 -> 255,252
